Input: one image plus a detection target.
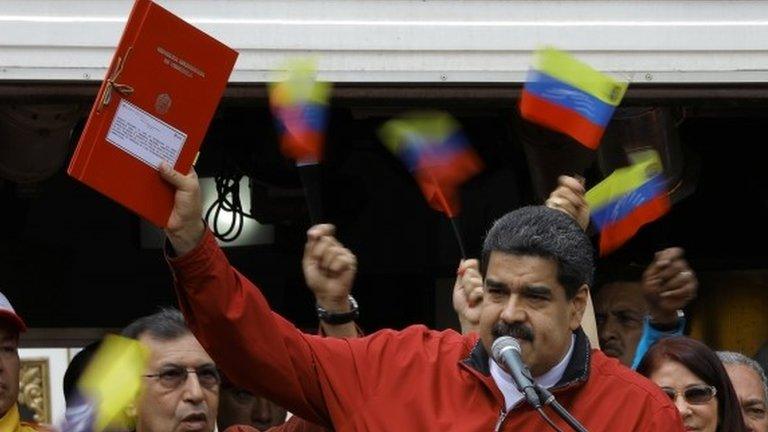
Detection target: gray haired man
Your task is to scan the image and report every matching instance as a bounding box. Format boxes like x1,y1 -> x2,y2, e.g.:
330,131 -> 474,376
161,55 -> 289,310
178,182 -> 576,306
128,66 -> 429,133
123,309 -> 220,432
718,351 -> 768,432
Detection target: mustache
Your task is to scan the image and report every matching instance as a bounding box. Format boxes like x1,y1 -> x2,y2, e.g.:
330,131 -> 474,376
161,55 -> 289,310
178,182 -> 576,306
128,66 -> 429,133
601,339 -> 622,353
491,321 -> 534,342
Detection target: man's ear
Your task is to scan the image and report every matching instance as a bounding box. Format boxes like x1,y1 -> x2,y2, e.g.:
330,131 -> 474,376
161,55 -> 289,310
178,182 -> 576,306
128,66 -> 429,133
570,284 -> 590,331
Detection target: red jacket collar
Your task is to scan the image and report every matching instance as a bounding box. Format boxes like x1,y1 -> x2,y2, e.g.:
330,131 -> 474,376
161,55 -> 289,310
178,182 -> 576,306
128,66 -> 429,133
461,328 -> 592,391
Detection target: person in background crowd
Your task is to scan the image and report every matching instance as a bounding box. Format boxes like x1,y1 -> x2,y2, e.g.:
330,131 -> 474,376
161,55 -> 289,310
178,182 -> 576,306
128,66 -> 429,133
0,291 -> 50,432
218,382 -> 288,432
62,339 -> 103,408
637,336 -> 747,432
595,247 -> 698,369
718,351 -> 768,432
122,308 -> 219,432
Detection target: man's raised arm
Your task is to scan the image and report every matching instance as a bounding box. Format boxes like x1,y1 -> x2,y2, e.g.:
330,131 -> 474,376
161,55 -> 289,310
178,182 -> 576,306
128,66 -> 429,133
159,163 -> 356,427
303,224 -> 360,338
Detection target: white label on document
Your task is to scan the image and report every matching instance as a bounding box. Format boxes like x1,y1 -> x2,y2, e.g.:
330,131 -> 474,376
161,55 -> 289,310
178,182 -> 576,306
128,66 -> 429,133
106,99 -> 187,169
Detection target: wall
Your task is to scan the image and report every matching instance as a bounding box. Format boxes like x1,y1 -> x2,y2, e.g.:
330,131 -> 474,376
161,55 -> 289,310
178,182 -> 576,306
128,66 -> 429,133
1,1 -> 768,83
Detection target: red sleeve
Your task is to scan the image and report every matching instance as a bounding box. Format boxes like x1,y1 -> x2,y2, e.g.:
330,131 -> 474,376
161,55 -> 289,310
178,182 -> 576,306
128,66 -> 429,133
649,403 -> 686,431
267,416 -> 330,432
317,323 -> 364,337
168,230 -> 342,426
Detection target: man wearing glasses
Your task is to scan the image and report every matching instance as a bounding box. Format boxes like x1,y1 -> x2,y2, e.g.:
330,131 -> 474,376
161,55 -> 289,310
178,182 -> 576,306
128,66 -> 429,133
122,308 -> 220,432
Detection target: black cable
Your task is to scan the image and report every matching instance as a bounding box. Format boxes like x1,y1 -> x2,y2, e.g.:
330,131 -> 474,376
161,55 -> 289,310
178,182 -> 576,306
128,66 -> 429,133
204,169 -> 256,243
537,407 -> 565,432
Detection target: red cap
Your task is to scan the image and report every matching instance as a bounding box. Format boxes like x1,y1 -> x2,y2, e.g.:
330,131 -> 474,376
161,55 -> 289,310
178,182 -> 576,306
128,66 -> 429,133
0,292 -> 26,333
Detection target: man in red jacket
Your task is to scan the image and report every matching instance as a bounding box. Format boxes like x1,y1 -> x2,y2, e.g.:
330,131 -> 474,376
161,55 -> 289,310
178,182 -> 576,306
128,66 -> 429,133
160,165 -> 683,431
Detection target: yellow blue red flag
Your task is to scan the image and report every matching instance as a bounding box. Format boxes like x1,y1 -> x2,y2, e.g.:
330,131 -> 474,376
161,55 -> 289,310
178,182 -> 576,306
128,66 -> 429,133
63,334 -> 149,432
586,151 -> 670,255
379,111 -> 483,218
520,47 -> 628,149
268,58 -> 331,162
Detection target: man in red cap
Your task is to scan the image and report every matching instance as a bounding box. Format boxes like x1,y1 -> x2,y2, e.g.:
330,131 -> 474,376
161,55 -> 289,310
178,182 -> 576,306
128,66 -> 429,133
0,291 -> 48,432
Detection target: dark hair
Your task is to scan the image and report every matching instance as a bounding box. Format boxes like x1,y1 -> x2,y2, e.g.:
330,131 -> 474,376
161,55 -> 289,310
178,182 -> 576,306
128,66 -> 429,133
637,337 -> 747,432
62,339 -> 102,407
592,246 -> 650,291
481,206 -> 594,298
121,308 -> 189,341
594,264 -> 645,289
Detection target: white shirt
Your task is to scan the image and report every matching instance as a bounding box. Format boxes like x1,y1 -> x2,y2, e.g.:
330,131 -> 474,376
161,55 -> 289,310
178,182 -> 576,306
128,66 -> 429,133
489,334 -> 576,411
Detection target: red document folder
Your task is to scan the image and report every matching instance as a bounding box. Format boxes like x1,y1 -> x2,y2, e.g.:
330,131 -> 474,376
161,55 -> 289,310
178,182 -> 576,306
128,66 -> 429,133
68,0 -> 238,227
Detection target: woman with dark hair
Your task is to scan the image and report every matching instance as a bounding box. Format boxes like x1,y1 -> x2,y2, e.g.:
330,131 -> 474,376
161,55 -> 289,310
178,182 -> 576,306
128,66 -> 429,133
637,336 -> 747,432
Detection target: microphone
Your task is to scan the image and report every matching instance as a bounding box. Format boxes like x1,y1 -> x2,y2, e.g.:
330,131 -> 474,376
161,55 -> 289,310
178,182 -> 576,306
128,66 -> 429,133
491,336 -> 542,408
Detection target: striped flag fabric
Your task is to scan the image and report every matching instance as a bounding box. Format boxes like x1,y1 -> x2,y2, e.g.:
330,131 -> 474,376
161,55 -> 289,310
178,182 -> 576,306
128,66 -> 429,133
379,112 -> 483,218
269,59 -> 331,162
586,151 -> 670,255
63,335 -> 149,432
520,47 -> 628,149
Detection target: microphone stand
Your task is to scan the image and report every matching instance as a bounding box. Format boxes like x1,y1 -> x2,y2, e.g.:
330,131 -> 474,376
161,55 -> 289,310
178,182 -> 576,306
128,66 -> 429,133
492,338 -> 587,432
534,384 -> 589,432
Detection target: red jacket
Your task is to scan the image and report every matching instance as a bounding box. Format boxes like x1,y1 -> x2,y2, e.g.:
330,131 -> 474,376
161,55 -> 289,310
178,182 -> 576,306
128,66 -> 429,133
170,231 -> 684,431
269,416 -> 330,432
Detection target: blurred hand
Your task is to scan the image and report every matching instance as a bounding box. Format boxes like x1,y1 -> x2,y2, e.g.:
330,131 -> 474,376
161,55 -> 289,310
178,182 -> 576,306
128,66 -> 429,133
159,163 -> 205,256
545,175 -> 589,232
303,224 -> 357,311
642,247 -> 698,325
452,259 -> 484,334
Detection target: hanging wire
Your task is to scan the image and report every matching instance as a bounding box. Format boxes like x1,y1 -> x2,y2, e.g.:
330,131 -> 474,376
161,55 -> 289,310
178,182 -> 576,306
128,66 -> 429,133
204,164 -> 256,243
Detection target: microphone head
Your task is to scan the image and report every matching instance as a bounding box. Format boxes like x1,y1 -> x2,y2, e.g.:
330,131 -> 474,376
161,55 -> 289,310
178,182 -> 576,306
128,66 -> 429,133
491,336 -> 521,362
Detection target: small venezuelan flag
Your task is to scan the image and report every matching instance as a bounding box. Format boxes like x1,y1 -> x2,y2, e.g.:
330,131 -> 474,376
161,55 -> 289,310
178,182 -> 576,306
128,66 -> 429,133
586,151 -> 670,255
63,335 -> 149,432
379,112 -> 483,218
520,47 -> 628,150
269,59 -> 332,162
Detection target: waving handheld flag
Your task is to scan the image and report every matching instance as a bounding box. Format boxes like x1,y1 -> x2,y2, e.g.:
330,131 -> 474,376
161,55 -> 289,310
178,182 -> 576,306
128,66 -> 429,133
269,58 -> 332,224
520,47 -> 628,149
269,58 -> 331,162
586,151 -> 670,255
62,335 -> 149,432
379,112 -> 483,257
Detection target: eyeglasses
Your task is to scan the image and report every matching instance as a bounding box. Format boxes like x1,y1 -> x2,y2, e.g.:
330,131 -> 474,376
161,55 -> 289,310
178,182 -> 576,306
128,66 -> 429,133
661,385 -> 717,405
144,366 -> 221,389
